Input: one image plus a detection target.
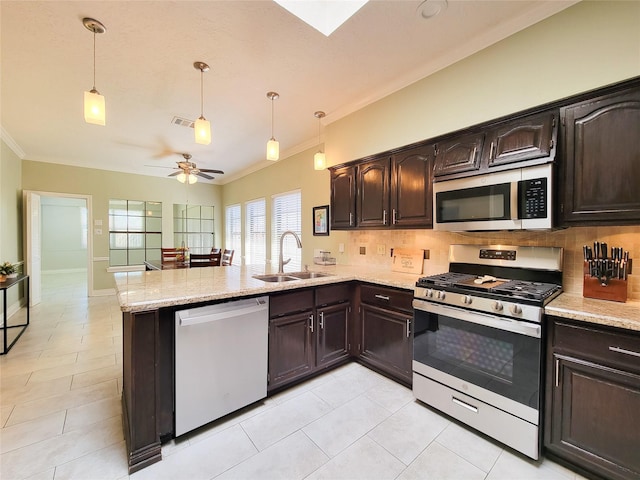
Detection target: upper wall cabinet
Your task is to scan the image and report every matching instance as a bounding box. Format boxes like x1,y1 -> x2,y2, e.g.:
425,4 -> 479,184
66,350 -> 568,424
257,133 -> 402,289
484,111 -> 557,169
330,165 -> 357,229
391,144 -> 435,228
433,132 -> 484,178
559,85 -> 640,225
357,156 -> 391,228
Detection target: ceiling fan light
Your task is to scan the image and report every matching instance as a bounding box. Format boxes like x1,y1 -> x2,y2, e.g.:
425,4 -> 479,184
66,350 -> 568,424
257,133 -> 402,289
194,116 -> 211,145
188,173 -> 198,184
176,172 -> 187,183
314,151 -> 326,170
267,138 -> 279,161
84,89 -> 106,126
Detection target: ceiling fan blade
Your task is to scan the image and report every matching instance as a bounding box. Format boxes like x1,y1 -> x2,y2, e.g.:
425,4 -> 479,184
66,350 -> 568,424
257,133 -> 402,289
199,168 -> 225,174
168,171 -> 181,177
196,172 -> 215,180
145,164 -> 176,170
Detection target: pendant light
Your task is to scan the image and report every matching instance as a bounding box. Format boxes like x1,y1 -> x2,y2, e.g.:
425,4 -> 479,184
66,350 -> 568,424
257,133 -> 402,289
266,91 -> 280,161
313,111 -> 327,170
194,61 -> 211,145
83,18 -> 106,126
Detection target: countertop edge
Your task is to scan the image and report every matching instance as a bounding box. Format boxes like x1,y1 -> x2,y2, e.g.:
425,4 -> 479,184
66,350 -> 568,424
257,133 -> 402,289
545,293 -> 640,332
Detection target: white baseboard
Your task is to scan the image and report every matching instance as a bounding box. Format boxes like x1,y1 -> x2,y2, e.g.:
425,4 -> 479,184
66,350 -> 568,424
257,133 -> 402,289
0,298 -> 26,325
42,268 -> 88,274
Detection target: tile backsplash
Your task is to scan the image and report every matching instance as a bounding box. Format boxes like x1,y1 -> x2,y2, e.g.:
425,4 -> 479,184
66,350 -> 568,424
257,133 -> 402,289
345,226 -> 640,301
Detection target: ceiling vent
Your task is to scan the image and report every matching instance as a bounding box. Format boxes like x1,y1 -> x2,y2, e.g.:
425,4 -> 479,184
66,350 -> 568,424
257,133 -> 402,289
172,116 -> 195,129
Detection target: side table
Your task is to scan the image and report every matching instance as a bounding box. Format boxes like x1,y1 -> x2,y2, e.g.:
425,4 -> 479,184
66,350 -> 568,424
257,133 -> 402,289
1,274 -> 29,354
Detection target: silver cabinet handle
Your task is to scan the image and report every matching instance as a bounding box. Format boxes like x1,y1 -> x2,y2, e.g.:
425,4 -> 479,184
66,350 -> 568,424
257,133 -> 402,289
319,311 -> 324,330
609,346 -> 640,358
374,294 -> 390,301
555,358 -> 560,388
490,141 -> 496,160
349,212 -> 353,226
452,397 -> 478,413
392,209 -> 397,225
383,210 -> 387,225
406,318 -> 411,338
309,314 -> 314,333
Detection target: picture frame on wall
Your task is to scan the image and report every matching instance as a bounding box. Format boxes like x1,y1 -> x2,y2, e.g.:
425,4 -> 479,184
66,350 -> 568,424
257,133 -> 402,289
313,205 -> 330,236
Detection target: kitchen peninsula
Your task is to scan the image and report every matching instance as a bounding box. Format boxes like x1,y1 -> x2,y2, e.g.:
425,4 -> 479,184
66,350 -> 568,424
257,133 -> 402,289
114,263 -> 418,473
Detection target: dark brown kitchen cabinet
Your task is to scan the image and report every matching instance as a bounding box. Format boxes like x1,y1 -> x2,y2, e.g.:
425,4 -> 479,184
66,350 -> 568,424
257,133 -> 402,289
268,284 -> 352,391
359,285 -> 413,386
545,317 -> 640,480
390,144 -> 435,228
433,132 -> 484,177
559,86 -> 640,225
357,156 -> 391,227
484,111 -> 557,169
330,165 -> 356,229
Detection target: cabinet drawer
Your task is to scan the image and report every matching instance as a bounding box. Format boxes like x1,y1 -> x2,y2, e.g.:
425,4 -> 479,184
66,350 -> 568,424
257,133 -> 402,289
360,284 -> 413,313
316,283 -> 351,306
553,320 -> 640,373
270,289 -> 314,318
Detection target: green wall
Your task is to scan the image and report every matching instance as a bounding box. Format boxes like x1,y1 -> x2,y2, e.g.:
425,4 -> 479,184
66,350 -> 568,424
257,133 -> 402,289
21,160 -> 222,291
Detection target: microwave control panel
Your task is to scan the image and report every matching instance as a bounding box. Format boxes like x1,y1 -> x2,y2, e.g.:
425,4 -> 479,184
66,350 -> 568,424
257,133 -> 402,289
519,177 -> 547,219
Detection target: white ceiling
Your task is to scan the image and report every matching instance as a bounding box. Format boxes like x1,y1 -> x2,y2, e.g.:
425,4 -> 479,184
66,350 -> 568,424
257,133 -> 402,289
1,0 -> 578,184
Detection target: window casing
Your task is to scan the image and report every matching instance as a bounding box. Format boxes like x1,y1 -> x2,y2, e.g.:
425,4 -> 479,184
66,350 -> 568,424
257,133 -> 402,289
225,204 -> 241,265
173,204 -> 215,254
271,190 -> 302,271
245,199 -> 266,266
109,199 -> 162,266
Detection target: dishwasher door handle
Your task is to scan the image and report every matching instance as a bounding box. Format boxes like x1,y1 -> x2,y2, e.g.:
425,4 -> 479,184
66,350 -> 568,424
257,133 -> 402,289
179,303 -> 268,326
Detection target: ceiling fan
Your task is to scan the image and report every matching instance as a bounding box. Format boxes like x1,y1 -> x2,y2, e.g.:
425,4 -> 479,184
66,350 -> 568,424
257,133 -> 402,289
167,153 -> 224,181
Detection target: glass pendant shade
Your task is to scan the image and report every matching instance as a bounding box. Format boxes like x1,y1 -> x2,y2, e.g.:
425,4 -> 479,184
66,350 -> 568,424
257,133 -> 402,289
194,116 -> 211,145
314,151 -> 326,170
176,172 -> 187,183
84,89 -> 106,125
188,174 -> 198,184
267,138 -> 279,161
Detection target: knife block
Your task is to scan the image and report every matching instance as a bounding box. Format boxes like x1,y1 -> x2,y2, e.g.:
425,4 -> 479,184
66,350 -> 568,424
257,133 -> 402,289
583,261 -> 628,302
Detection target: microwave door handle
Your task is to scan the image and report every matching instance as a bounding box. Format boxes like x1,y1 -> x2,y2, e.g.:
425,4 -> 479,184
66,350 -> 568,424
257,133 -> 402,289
511,181 -> 519,220
413,300 -> 541,338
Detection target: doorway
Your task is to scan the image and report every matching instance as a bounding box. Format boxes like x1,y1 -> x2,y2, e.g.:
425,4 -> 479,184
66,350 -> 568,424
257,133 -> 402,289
23,191 -> 92,306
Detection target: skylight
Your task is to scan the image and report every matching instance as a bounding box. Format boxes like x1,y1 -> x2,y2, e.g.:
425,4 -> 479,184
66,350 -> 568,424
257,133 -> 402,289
274,0 -> 369,37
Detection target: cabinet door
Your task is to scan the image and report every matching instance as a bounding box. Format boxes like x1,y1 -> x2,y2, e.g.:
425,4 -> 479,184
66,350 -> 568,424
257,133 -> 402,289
316,303 -> 350,369
485,111 -> 557,168
268,310 -> 314,390
433,132 -> 484,178
560,87 -> 640,225
330,166 -> 356,229
357,157 -> 391,227
391,144 -> 434,228
548,355 -> 640,480
360,304 -> 412,385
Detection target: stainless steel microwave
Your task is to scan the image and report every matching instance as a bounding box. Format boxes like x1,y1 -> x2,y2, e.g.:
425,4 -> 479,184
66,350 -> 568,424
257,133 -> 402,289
433,163 -> 553,231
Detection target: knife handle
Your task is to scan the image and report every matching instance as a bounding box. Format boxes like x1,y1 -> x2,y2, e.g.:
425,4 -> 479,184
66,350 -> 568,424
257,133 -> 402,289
594,241 -> 600,260
601,243 -> 608,260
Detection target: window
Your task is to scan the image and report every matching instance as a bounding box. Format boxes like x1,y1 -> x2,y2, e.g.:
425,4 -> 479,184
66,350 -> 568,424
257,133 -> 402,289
109,199 -> 162,266
225,204 -> 241,265
245,198 -> 266,266
271,190 -> 302,271
173,204 -> 215,254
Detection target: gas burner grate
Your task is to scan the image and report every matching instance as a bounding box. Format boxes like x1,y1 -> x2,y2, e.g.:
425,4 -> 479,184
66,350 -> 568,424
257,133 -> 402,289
491,280 -> 561,300
417,272 -> 476,287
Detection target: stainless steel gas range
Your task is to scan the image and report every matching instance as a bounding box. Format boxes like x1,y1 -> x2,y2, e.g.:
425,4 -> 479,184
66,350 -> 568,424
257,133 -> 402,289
412,244 -> 563,460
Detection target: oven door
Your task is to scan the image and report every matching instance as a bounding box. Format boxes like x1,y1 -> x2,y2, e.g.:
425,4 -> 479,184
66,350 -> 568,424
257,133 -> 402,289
412,299 -> 542,423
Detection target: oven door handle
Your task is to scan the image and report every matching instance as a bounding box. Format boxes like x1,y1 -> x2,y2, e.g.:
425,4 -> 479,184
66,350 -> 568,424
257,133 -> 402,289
413,300 -> 541,338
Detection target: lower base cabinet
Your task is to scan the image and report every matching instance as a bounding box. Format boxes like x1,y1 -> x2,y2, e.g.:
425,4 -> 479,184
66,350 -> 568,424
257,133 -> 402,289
359,285 -> 413,385
545,317 -> 640,480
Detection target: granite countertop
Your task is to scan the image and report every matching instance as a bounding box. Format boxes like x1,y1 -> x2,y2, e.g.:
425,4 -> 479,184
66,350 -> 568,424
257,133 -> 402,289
113,264 -> 419,313
545,294 -> 640,332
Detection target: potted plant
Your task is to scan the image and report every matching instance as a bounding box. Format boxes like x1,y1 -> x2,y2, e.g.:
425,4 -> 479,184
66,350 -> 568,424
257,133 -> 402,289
0,262 -> 16,282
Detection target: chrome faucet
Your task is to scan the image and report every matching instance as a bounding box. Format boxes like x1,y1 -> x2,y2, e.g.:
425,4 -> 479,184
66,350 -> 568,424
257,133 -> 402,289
278,230 -> 302,274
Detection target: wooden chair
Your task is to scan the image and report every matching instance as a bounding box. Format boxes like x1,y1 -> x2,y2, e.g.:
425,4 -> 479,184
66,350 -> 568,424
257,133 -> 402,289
221,249 -> 234,266
190,252 -> 221,267
211,248 -> 221,255
161,248 -> 179,262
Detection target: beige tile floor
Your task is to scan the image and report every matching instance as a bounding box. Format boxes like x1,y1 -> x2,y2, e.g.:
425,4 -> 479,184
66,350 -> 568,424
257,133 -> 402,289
1,272 -> 589,480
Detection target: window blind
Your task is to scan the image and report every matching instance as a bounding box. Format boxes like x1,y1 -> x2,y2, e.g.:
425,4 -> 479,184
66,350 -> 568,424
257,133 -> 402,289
245,198 -> 266,265
271,190 -> 302,271
225,204 -> 241,265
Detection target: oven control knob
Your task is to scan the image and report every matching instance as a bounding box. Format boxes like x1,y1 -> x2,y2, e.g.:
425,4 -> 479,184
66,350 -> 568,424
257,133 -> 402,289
510,304 -> 523,315
493,301 -> 503,311
437,291 -> 446,300
425,289 -> 434,298
461,295 -> 472,305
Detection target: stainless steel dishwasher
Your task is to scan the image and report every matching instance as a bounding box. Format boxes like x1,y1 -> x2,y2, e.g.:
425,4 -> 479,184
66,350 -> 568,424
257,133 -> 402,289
174,296 -> 269,436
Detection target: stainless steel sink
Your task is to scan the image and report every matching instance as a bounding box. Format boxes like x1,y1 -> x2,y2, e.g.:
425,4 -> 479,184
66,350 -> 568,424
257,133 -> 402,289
252,271 -> 332,282
288,271 -> 332,279
252,274 -> 300,282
